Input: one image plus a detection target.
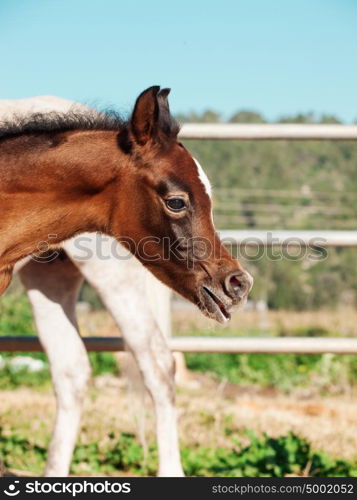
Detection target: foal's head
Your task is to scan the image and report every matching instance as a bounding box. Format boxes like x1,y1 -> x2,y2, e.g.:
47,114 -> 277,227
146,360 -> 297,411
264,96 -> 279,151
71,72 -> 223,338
115,86 -> 252,322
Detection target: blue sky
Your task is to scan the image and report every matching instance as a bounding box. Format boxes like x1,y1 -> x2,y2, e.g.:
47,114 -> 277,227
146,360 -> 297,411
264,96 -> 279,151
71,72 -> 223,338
0,0 -> 356,121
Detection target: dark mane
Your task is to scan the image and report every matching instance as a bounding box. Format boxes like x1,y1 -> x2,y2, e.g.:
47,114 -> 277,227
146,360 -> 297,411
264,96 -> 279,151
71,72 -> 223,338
0,108 -> 126,142
0,106 -> 180,142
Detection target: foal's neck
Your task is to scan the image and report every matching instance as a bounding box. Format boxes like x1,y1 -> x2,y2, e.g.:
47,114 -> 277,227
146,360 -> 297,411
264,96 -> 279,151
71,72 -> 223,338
0,130 -> 126,292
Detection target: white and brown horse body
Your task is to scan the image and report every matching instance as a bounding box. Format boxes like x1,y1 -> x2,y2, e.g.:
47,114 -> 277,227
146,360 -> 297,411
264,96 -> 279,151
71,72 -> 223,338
1,96 -> 181,476
0,89 -> 252,476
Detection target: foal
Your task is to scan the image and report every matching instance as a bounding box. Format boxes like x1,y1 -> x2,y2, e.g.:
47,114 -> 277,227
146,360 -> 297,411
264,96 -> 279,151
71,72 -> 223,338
0,86 -> 252,320
0,88 -> 253,475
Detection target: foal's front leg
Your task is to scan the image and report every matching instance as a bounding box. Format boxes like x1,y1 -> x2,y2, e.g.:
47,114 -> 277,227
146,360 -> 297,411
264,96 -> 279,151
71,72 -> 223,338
65,239 -> 184,477
19,255 -> 90,477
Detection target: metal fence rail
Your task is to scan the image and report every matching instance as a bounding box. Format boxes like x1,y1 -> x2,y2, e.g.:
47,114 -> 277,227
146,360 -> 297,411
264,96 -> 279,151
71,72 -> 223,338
2,336 -> 357,355
218,230 -> 357,248
179,123 -> 357,140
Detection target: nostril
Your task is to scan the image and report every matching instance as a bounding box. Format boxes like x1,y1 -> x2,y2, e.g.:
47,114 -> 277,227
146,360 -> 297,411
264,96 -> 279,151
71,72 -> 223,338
224,271 -> 251,299
230,275 -> 242,292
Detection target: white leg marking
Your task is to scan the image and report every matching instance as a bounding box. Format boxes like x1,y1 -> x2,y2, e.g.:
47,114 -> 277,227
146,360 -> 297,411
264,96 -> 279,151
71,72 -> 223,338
19,258 -> 89,477
65,235 -> 184,477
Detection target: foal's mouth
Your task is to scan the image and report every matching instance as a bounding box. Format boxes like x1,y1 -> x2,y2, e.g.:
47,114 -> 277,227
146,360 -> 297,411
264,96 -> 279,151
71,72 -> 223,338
201,286 -> 232,323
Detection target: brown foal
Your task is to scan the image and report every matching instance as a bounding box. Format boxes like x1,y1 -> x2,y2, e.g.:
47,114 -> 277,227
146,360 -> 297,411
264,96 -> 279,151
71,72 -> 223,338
0,86 -> 252,322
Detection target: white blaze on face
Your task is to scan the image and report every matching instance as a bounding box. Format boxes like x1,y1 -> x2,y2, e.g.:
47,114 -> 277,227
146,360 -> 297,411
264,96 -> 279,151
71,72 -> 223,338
193,157 -> 212,198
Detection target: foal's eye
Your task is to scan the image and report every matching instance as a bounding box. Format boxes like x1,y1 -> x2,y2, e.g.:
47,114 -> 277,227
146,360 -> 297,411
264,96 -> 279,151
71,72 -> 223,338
165,198 -> 186,212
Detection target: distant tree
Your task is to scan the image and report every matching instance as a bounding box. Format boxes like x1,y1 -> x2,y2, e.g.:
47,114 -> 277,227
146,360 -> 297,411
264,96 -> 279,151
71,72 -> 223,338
229,110 -> 266,123
277,112 -> 316,123
200,110 -> 221,123
175,112 -> 197,123
319,114 -> 342,124
175,110 -> 221,123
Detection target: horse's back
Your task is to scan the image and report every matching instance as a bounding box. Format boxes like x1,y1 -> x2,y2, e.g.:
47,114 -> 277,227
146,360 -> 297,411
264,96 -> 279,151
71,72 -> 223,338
0,96 -> 88,120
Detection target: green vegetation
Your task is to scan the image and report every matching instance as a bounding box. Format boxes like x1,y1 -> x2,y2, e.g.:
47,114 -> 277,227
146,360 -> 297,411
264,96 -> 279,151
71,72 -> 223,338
179,111 -> 357,195
0,361 -> 50,390
0,293 -> 118,388
185,351 -> 357,394
246,248 -> 357,311
3,345 -> 356,395
1,428 -> 356,477
0,351 -> 118,390
0,292 -> 35,336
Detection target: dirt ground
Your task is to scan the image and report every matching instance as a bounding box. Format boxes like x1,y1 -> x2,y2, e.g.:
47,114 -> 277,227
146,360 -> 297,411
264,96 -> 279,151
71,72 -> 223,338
1,370 -> 356,463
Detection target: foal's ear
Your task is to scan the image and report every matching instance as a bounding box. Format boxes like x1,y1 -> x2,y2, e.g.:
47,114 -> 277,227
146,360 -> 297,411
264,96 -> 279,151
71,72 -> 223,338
158,88 -> 171,110
130,86 -> 160,145
158,87 -> 180,140
157,88 -> 172,136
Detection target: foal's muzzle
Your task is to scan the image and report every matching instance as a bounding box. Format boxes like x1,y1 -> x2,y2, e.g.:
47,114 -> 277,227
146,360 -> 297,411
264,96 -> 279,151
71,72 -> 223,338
200,269 -> 253,323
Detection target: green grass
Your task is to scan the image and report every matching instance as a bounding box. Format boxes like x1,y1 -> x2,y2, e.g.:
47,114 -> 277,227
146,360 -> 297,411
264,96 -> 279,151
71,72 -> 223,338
0,292 -> 119,388
1,428 -> 356,477
180,326 -> 357,393
7,347 -> 356,394
185,351 -> 357,393
0,352 -> 119,389
0,293 -> 35,336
